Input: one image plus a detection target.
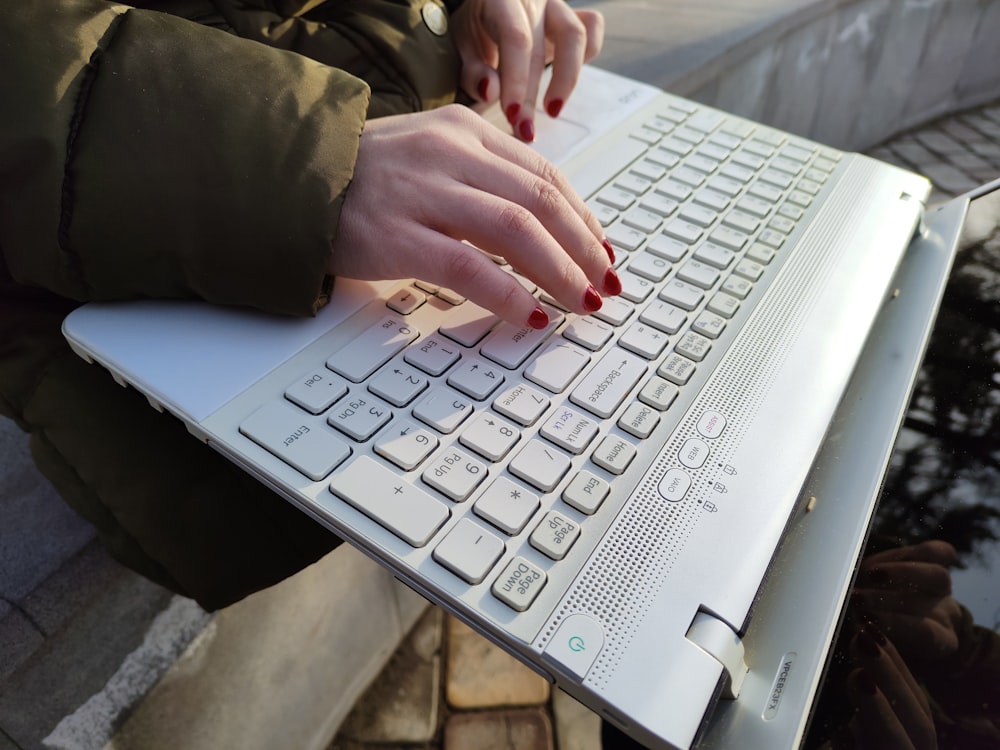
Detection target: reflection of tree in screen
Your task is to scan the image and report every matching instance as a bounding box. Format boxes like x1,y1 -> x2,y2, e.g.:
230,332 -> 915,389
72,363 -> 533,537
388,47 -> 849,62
870,227 -> 1000,564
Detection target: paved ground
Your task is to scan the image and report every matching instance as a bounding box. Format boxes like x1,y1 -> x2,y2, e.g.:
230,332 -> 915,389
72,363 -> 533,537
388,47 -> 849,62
326,99 -> 1000,750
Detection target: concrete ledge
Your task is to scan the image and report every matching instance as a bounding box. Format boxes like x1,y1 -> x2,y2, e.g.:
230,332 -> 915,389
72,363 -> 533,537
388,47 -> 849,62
583,0 -> 1000,150
0,416 -> 426,750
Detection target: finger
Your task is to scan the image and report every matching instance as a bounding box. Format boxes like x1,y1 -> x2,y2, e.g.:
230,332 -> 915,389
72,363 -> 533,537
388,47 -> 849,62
476,120 -> 608,245
461,60 -> 500,105
576,9 -> 605,62
845,669 -> 919,750
485,0 -> 535,137
454,20 -> 501,104
495,2 -> 546,141
460,141 -> 619,301
433,184 -> 609,315
851,628 -> 930,715
851,635 -> 937,748
858,560 -> 953,596
410,228 -> 552,328
541,1 -> 587,119
862,540 -> 959,567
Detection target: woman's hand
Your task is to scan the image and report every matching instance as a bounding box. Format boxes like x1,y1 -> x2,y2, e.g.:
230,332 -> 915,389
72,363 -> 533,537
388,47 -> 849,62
327,104 -> 619,329
849,540 -> 964,664
842,628 -> 938,749
450,0 -> 604,141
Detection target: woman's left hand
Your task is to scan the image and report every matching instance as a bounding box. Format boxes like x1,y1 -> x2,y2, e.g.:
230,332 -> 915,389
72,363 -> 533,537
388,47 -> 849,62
449,0 -> 604,141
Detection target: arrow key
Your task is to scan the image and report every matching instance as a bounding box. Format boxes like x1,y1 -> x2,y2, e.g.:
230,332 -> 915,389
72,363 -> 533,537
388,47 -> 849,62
374,419 -> 440,470
459,412 -> 521,462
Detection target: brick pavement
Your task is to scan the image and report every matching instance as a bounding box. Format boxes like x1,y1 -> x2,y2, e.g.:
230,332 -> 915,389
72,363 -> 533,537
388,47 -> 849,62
327,99 -> 1000,750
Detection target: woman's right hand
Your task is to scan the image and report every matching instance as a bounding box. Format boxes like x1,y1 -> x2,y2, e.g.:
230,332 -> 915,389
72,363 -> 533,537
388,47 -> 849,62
327,104 -> 620,329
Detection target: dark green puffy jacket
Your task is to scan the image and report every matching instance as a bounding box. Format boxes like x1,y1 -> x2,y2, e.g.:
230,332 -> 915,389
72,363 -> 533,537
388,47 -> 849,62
0,0 -> 461,610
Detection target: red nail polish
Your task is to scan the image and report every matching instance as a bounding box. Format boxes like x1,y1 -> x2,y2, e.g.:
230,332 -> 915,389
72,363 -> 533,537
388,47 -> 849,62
602,239 -> 616,264
546,98 -> 564,118
583,284 -> 602,312
505,102 -> 521,126
603,267 -> 622,296
527,306 -> 549,330
477,77 -> 490,101
518,118 -> 535,142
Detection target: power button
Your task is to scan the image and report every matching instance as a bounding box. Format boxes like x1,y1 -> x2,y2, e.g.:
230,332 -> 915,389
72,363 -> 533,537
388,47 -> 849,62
542,614 -> 605,680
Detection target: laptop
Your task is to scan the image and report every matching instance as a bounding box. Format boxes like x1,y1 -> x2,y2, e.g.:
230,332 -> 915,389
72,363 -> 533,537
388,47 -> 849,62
61,64 -> 979,749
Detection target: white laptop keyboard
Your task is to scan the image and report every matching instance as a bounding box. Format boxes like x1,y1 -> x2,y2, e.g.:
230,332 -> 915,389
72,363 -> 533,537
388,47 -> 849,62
238,98 -> 844,615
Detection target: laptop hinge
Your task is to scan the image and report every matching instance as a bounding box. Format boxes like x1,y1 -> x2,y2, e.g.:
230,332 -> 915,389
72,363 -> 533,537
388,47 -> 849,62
685,610 -> 748,700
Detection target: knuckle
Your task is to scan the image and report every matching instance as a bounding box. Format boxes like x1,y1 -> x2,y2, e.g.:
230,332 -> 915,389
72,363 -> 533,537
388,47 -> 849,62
530,178 -> 564,220
497,203 -> 536,239
441,246 -> 488,289
505,25 -> 533,54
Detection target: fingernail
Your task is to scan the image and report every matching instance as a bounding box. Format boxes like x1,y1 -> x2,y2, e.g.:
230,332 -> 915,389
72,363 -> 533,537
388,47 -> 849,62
603,267 -> 622,296
602,238 -> 616,264
583,284 -> 602,312
546,98 -> 564,118
518,118 -> 535,142
527,306 -> 549,330
505,102 -> 521,126
477,77 -> 490,101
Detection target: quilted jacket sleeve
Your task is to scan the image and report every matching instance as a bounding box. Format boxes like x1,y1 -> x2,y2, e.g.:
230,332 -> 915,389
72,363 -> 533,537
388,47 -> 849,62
0,0 -> 456,317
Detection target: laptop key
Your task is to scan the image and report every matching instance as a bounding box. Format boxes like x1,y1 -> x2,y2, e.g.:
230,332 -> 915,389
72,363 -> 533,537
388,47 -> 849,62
374,419 -> 439,470
327,315 -> 418,383
530,511 -> 581,560
241,400 -> 352,481
422,447 -> 489,501
570,348 -> 648,418
432,518 -> 505,584
492,556 -> 547,612
509,439 -> 572,492
329,456 -> 449,547
474,476 -> 540,534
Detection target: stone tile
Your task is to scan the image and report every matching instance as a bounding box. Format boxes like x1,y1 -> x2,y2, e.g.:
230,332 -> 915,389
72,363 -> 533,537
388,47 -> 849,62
445,617 -> 549,709
950,151 -> 995,173
443,708 -> 553,750
331,741 -> 436,750
961,113 -> 1000,137
970,167 -> 1000,187
111,547 -> 411,750
969,139 -> 1000,161
335,607 -> 443,744
0,572 -> 174,750
0,608 -> 44,682
552,689 -> 602,750
940,118 -> 989,144
0,419 -> 95,603
914,130 -> 968,156
921,162 -> 981,196
887,138 -> 937,169
21,540 -> 122,637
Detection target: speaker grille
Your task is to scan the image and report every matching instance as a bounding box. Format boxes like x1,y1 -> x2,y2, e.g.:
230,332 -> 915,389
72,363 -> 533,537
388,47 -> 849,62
537,159 -> 886,689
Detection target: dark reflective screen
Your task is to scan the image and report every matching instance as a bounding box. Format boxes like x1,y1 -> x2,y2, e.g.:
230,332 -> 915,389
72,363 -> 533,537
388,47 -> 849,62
805,188 -> 1000,750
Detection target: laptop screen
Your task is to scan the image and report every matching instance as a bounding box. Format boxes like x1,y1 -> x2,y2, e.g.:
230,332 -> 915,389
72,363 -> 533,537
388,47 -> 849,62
803,183 -> 1000,749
